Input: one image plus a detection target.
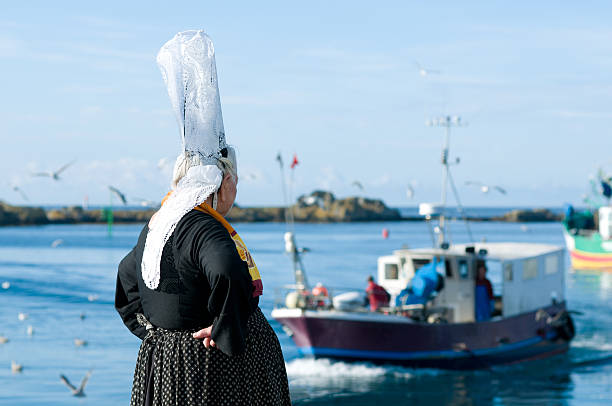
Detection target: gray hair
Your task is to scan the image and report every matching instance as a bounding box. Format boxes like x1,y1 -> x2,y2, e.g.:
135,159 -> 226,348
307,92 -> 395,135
172,147 -> 237,189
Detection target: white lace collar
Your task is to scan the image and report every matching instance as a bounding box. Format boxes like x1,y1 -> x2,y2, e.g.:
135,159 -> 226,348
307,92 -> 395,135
141,164 -> 222,289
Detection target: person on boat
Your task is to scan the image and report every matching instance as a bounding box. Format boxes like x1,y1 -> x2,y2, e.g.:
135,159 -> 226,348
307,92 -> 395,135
475,261 -> 494,321
311,282 -> 329,308
114,30 -> 290,406
366,276 -> 390,311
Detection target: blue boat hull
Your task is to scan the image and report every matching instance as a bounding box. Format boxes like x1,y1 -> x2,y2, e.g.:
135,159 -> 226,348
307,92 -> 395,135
273,303 -> 572,370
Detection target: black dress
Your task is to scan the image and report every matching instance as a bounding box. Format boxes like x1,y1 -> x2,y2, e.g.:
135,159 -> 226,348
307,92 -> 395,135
115,210 -> 291,405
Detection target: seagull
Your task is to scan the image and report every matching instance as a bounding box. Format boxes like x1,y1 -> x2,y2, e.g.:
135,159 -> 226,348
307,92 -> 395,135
108,186 -> 127,205
242,172 -> 258,182
11,185 -> 29,201
74,338 -> 88,347
27,325 -> 34,336
0,336 -> 8,344
51,239 -> 64,248
414,60 -> 441,77
18,312 -> 28,321
60,370 -> 92,397
406,185 -> 415,200
31,160 -> 76,181
1,281 -> 10,289
465,181 -> 507,195
351,181 -> 364,191
157,157 -> 170,170
11,361 -> 23,374
87,294 -> 99,302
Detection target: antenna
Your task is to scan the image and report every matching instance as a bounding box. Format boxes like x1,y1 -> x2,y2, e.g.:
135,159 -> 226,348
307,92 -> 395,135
426,115 -> 472,246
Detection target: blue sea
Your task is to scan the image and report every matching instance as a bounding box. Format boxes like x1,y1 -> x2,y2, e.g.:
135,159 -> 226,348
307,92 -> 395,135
0,219 -> 611,405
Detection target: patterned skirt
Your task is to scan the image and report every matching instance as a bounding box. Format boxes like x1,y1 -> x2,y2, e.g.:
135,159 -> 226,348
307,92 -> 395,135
130,308 -> 291,406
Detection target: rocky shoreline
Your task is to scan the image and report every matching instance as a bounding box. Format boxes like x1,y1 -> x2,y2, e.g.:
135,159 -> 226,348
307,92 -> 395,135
0,191 -> 562,227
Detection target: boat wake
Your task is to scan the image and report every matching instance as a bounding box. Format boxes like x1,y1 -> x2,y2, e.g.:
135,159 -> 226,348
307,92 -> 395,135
285,358 -> 417,381
571,333 -> 612,351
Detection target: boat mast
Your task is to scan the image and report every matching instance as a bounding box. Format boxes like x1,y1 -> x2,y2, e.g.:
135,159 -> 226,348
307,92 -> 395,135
276,153 -> 309,291
426,115 -> 472,247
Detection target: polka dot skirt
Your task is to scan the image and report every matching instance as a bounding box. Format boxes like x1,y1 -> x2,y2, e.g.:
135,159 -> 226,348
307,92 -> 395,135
131,308 -> 291,406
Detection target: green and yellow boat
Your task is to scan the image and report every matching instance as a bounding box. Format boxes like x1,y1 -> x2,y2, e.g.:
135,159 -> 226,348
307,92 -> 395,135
563,205 -> 612,271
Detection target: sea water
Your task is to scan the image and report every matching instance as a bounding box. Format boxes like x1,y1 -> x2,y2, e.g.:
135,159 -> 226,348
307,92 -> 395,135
0,220 -> 610,405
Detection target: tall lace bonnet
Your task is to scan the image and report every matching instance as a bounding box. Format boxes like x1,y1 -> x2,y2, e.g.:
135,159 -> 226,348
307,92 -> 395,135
141,30 -> 227,289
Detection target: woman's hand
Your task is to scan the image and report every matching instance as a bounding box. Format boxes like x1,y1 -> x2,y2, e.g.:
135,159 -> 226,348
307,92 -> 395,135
192,325 -> 216,348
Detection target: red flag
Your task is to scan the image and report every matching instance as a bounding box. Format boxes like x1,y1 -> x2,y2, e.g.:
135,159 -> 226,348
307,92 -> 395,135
290,154 -> 299,169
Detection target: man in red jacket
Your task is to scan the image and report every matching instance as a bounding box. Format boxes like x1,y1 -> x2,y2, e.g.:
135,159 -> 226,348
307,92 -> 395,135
366,276 -> 390,311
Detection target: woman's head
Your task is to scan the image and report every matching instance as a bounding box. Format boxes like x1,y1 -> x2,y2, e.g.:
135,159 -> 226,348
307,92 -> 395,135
172,147 -> 237,189
171,147 -> 238,216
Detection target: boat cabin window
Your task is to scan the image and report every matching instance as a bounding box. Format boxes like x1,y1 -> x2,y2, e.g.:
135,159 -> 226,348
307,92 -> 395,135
384,263 -> 399,280
504,262 -> 513,281
412,258 -> 432,272
458,259 -> 469,279
545,254 -> 559,274
444,259 -> 453,278
523,258 -> 538,280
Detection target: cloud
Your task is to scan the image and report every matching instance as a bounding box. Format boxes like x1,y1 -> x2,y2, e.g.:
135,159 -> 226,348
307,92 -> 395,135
0,36 -> 23,57
80,106 -> 103,116
547,110 -> 612,119
316,166 -> 346,190
69,44 -> 150,61
369,174 -> 392,187
223,91 -> 303,107
60,84 -> 118,94
292,46 -> 398,74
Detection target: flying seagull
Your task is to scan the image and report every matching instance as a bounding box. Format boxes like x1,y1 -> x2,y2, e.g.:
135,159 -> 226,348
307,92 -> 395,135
414,61 -> 441,77
465,181 -> 507,195
60,370 -> 92,397
31,160 -> 76,181
157,157 -> 169,170
11,185 -> 29,201
406,185 -> 415,200
351,181 -> 364,191
108,186 -> 127,205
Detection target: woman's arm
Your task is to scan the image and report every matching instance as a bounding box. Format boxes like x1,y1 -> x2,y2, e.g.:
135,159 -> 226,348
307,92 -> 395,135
115,248 -> 147,339
195,220 -> 254,356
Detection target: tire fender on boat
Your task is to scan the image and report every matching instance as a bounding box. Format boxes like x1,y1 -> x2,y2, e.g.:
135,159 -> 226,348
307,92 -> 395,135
549,310 -> 576,341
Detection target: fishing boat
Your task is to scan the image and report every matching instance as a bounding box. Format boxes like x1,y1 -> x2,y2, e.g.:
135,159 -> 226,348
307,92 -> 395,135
272,116 -> 575,369
562,173 -> 612,270
563,206 -> 612,270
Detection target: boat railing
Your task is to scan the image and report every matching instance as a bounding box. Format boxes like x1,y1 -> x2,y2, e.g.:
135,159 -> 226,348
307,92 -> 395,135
274,285 -> 452,323
274,284 -> 365,311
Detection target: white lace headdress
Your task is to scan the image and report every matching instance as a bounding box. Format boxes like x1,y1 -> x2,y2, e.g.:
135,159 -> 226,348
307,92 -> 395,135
141,30 -> 226,289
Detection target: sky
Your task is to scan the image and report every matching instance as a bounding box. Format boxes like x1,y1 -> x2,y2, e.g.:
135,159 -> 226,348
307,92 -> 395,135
1,1 -> 611,208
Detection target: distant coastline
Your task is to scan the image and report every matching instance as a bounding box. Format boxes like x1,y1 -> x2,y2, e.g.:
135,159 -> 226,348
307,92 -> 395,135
0,190 -> 563,226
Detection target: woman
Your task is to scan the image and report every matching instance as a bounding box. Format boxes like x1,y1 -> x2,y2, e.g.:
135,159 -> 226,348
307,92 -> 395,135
115,30 -> 290,406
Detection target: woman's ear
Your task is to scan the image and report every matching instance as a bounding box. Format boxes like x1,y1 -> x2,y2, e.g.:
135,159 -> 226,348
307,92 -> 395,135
218,172 -> 233,198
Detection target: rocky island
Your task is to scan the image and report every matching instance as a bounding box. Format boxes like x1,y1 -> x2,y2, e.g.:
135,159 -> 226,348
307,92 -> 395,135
0,190 -> 562,226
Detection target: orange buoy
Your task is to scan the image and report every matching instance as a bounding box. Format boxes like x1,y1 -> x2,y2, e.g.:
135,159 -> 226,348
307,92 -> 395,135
382,228 -> 390,239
